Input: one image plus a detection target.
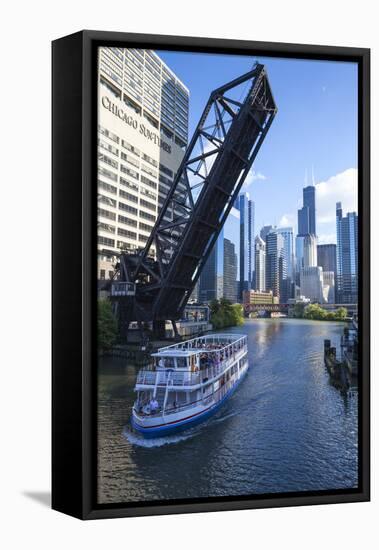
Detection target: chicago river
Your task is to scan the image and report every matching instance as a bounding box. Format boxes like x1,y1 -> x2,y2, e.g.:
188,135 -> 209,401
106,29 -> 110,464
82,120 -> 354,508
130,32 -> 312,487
97,318 -> 358,504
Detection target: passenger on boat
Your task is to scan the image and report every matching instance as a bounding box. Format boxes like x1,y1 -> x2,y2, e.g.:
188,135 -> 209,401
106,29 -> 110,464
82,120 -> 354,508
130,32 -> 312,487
158,357 -> 165,369
149,397 -> 159,413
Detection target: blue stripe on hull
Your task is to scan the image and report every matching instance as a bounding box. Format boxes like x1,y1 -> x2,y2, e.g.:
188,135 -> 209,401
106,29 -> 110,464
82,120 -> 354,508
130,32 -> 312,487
131,366 -> 249,438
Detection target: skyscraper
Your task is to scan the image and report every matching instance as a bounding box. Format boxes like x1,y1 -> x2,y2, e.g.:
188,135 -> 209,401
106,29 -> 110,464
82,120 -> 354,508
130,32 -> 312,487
97,47 -> 189,280
303,234 -> 318,267
276,227 -> 294,281
336,202 -> 358,303
199,230 -> 224,302
237,192 -> 254,298
199,207 -> 240,303
296,184 -> 317,286
297,206 -> 309,236
303,185 -> 316,236
300,266 -> 324,303
223,239 -> 238,302
266,231 -> 286,301
317,244 -> 337,301
254,235 -> 266,292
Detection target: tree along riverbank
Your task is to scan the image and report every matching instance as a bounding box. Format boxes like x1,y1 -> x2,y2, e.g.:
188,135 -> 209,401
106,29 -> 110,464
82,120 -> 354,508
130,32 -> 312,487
290,302 -> 348,322
209,298 -> 244,329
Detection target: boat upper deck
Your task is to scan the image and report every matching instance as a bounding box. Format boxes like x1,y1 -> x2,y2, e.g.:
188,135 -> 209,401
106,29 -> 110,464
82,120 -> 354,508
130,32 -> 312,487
153,334 -> 247,358
135,334 -> 248,389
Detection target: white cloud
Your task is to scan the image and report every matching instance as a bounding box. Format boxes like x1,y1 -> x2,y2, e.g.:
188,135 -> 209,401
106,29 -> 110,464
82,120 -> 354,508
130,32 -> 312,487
315,168 -> 358,226
243,169 -> 267,188
318,233 -> 337,245
279,213 -> 296,228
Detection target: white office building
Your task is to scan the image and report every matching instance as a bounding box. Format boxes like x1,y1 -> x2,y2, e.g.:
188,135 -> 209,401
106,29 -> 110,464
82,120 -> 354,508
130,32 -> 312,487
322,270 -> 335,304
300,266 -> 324,303
254,235 -> 266,292
97,47 -> 189,279
303,234 -> 318,267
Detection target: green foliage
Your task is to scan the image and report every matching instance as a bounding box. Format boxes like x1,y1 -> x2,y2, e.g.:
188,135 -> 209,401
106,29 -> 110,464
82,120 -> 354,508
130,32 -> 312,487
301,303 -> 348,322
210,298 -> 244,329
98,299 -> 118,351
291,302 -> 305,319
303,303 -> 327,320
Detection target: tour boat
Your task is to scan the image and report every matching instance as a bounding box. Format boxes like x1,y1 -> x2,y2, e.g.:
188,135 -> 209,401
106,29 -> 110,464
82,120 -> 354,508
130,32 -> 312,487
131,333 -> 249,438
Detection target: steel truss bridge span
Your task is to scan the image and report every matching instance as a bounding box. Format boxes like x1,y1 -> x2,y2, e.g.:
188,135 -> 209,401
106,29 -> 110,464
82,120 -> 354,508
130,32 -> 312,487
111,63 -> 277,336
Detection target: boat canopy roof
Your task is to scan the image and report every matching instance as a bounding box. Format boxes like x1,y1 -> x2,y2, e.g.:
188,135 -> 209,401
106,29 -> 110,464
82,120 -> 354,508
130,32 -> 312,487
152,333 -> 247,358
151,349 -> 199,358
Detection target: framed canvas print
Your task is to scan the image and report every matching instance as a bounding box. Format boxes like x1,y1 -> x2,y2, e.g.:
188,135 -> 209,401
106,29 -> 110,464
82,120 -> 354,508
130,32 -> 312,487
52,30 -> 370,519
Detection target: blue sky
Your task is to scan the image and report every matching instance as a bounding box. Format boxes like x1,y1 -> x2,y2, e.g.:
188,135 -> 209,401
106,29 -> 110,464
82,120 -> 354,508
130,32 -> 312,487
157,50 -> 358,244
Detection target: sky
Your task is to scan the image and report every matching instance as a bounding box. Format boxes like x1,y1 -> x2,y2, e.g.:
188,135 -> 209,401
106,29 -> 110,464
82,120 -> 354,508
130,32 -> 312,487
157,50 -> 358,245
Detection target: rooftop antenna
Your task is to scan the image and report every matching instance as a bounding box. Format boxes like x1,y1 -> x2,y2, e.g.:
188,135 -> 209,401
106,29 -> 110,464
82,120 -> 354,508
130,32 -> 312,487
311,165 -> 316,186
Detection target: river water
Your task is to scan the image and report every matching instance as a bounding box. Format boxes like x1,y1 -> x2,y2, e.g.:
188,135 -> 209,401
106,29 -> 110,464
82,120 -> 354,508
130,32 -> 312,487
97,318 -> 358,504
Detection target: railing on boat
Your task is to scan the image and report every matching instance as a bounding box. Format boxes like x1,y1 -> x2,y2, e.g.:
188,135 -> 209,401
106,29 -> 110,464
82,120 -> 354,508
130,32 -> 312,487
136,347 -> 247,387
134,365 -> 247,418
157,334 -> 247,354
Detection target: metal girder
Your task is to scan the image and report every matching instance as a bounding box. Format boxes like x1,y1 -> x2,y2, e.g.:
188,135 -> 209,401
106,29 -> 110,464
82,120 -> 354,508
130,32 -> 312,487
111,62 -> 277,327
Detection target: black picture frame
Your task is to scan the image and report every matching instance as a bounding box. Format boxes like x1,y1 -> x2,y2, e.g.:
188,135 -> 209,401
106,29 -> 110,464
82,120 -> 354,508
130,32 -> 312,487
52,30 -> 370,520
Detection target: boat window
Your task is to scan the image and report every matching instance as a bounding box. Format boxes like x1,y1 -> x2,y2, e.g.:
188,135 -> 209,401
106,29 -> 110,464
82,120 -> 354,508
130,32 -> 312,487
176,357 -> 187,369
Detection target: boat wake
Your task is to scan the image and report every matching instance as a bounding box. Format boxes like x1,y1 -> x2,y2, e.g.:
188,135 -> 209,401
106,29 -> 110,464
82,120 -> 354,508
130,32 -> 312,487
122,426 -> 199,448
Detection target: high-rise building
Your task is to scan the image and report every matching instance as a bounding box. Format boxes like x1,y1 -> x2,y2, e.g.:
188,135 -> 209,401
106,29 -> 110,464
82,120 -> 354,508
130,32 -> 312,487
265,231 -> 286,301
303,185 -> 316,236
322,271 -> 335,304
260,225 -> 275,241
317,244 -> 337,301
296,184 -> 317,287
300,266 -> 324,303
297,206 -> 309,236
199,207 -> 240,303
237,192 -> 254,298
336,202 -> 358,304
97,47 -> 189,279
223,239 -> 238,302
303,234 -> 318,267
276,227 -> 294,281
199,231 -> 224,302
254,235 -> 266,292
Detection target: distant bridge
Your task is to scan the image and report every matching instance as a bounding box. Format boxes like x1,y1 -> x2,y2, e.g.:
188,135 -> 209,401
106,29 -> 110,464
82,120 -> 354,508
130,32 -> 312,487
244,303 -> 358,316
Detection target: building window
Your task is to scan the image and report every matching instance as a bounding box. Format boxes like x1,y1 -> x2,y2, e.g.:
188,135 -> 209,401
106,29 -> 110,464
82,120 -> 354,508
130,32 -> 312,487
118,227 -> 137,239
98,222 -> 116,234
120,151 -> 139,169
141,164 -> 158,179
118,214 -> 137,227
119,189 -> 138,203
119,177 -> 139,193
98,236 -> 115,247
142,153 -> 158,168
121,140 -> 140,157
159,163 -> 173,178
139,221 -> 154,232
98,125 -> 119,144
140,199 -> 156,211
119,201 -> 138,215
120,164 -> 139,180
140,175 -> 157,190
98,139 -> 119,157
98,152 -> 118,169
99,166 -> 118,182
98,208 -> 116,221
139,210 -> 155,222
100,269 -> 106,280
98,194 -> 117,208
98,180 -> 117,195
